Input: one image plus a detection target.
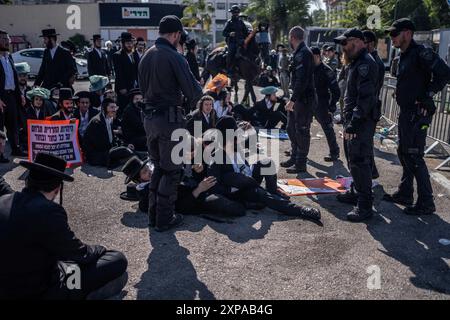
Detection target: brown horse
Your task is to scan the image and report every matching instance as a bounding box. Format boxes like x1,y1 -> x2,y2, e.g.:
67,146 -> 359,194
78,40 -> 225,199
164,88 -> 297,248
204,31 -> 261,103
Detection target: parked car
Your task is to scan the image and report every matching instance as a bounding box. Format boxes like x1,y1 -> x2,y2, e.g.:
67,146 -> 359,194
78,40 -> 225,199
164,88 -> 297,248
12,48 -> 88,79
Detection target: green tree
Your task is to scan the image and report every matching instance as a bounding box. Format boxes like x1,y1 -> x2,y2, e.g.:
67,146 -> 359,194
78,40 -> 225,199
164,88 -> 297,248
311,8 -> 327,26
181,0 -> 215,32
246,0 -> 311,46
424,0 -> 450,28
68,34 -> 90,51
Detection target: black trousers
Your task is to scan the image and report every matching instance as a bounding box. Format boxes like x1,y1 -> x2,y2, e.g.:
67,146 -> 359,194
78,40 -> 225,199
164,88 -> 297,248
314,107 -> 339,156
241,80 -> 257,105
286,100 -> 314,165
230,186 -> 303,216
0,91 -> 20,153
144,110 -> 185,228
252,160 -> 278,193
344,119 -> 376,209
43,250 -> 127,300
396,110 -> 434,206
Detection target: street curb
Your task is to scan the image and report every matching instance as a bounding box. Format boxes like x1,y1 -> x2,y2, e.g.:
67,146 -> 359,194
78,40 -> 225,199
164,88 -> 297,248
431,172 -> 450,194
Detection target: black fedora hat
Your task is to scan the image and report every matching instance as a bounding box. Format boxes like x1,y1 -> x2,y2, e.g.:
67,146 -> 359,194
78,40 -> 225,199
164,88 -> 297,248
120,183 -> 139,201
75,91 -> 91,100
58,88 -> 78,102
39,28 -> 59,38
122,156 -> 150,184
127,88 -> 142,98
91,34 -> 103,41
20,152 -> 74,182
120,32 -> 135,42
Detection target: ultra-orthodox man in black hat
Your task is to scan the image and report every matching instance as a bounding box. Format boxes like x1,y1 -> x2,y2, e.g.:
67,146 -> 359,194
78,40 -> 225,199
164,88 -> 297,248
87,34 -> 111,77
34,29 -> 77,89
0,152 -> 128,299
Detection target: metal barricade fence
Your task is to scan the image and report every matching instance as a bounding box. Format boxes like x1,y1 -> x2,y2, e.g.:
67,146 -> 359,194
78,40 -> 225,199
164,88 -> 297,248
380,75 -> 450,170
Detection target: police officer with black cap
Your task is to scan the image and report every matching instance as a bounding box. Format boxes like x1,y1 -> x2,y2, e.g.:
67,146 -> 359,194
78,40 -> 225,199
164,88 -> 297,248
310,46 -> 341,162
334,28 -> 379,222
282,26 -> 315,173
383,18 -> 450,215
362,30 -> 385,179
138,15 -> 202,232
222,5 -> 249,75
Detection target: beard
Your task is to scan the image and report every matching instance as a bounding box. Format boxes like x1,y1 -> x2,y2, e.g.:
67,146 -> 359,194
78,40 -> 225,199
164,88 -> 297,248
46,41 -> 54,50
0,44 -> 9,52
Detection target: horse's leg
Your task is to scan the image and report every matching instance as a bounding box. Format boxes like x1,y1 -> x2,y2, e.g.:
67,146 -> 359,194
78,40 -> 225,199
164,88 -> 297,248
233,78 -> 239,104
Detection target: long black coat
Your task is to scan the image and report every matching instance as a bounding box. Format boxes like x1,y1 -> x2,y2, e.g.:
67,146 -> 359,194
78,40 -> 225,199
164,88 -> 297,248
121,103 -> 145,146
83,113 -> 117,165
34,46 -> 77,89
87,48 -> 110,77
0,188 -> 103,299
112,50 -> 138,93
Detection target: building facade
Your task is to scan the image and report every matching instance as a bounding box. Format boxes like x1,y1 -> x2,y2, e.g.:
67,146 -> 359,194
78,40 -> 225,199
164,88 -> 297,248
3,0 -> 249,49
323,0 -> 348,27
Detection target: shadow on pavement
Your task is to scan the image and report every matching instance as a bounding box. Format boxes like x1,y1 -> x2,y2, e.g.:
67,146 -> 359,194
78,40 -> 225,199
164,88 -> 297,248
135,228 -> 216,300
80,164 -> 114,179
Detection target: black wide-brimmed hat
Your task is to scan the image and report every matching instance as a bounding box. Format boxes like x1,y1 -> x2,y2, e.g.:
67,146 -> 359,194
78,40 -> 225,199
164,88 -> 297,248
75,91 -> 91,100
120,183 -> 139,201
186,39 -> 197,50
39,28 -> 59,38
216,115 -> 238,139
58,88 -> 78,102
61,40 -> 76,53
122,156 -> 150,184
91,34 -> 103,41
20,152 -> 74,182
120,32 -> 135,42
128,88 -> 142,98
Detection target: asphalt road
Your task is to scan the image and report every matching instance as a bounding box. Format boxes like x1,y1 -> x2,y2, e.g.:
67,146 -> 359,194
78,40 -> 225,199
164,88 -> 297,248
1,79 -> 450,300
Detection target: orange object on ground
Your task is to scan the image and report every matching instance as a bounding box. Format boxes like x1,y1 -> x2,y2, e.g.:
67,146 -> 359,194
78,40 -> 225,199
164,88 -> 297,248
277,177 -> 347,196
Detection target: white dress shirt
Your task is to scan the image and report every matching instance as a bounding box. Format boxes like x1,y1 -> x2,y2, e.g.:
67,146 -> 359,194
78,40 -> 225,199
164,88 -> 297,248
214,101 -> 228,118
79,110 -> 89,137
105,115 -> 113,144
50,46 -> 58,59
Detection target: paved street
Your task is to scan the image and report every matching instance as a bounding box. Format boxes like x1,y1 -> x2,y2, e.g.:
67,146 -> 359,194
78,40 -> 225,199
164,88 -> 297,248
2,80 -> 450,300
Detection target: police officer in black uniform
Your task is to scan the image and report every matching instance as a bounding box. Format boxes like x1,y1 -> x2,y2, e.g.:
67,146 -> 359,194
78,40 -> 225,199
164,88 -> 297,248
383,19 -> 450,215
363,30 -> 385,179
138,16 -> 203,232
222,5 -> 249,75
334,28 -> 379,222
282,26 -> 315,173
311,47 -> 341,162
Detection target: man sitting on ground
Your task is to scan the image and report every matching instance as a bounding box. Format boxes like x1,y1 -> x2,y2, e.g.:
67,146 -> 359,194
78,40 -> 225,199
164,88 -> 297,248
0,152 -> 128,299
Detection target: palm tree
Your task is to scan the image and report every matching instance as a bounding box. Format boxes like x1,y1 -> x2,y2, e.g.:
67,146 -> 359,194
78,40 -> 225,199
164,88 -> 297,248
181,0 -> 215,33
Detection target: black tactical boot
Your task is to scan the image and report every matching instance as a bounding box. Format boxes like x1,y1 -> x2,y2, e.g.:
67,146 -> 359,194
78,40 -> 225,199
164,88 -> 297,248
324,154 -> 339,162
281,158 -> 296,168
403,203 -> 436,216
347,206 -> 373,222
286,163 -> 307,174
155,213 -> 184,232
336,191 -> 358,205
382,192 -> 413,207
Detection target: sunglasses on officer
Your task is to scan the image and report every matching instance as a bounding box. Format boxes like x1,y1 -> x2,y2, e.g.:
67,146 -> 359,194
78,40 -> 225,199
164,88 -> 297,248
389,29 -> 407,38
339,37 -> 358,46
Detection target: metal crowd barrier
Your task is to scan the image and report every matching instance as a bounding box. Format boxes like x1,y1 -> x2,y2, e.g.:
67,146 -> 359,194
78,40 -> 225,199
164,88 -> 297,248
380,75 -> 450,170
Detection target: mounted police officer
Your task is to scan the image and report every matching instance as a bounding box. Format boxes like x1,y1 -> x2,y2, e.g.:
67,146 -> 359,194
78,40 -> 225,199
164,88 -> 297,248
334,28 -> 379,222
222,5 -> 249,76
138,15 -> 203,232
383,18 -> 450,215
282,26 -> 315,173
311,47 -> 341,162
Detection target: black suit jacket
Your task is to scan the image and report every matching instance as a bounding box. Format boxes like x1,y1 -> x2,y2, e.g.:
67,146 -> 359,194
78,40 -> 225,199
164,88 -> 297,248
254,97 -> 285,122
26,105 -> 53,121
113,50 -> 137,93
0,54 -> 21,100
0,188 -> 103,299
48,110 -> 72,121
87,48 -> 110,77
207,149 -> 259,196
73,107 -> 99,123
121,103 -> 145,144
34,46 -> 77,89
83,113 -> 117,165
185,109 -> 217,136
